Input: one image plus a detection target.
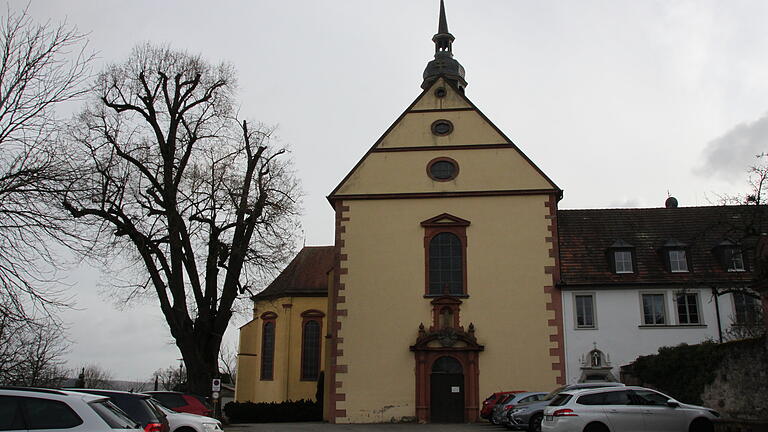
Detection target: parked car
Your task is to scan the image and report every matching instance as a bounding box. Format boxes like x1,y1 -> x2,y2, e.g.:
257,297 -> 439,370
148,399 -> 222,432
69,389 -> 169,432
146,391 -> 213,417
492,392 -> 549,426
482,390 -> 525,420
507,382 -> 625,432
0,387 -> 142,431
541,386 -> 719,432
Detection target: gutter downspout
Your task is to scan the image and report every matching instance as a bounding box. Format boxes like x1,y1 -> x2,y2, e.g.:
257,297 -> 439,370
712,287 -> 723,343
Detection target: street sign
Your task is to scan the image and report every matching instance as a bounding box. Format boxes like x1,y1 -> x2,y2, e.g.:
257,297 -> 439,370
212,391 -> 220,400
212,378 -> 221,392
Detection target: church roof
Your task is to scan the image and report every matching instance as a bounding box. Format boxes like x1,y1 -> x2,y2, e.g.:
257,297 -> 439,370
252,246 -> 334,300
557,205 -> 764,287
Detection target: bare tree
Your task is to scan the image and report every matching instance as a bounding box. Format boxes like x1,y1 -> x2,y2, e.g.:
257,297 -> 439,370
218,342 -> 237,384
0,5 -> 92,325
711,154 -> 768,337
152,364 -> 186,392
73,363 -> 114,389
0,314 -> 69,386
61,44 -> 300,395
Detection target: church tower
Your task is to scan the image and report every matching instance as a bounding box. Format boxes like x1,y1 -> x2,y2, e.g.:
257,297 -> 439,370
324,1 -> 565,423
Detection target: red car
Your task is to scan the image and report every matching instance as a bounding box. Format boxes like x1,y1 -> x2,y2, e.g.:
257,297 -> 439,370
481,390 -> 525,420
146,391 -> 213,417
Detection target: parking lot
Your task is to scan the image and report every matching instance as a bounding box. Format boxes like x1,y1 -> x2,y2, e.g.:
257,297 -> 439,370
225,422 -> 497,431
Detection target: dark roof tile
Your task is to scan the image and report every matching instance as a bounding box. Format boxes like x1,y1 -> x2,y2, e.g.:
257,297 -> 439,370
252,246 -> 334,300
557,205 -> 765,287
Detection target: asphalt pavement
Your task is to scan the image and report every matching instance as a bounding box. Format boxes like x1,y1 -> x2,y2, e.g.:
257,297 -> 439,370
225,422 -> 497,431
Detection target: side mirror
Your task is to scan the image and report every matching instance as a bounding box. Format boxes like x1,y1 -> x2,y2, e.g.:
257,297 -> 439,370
666,400 -> 680,408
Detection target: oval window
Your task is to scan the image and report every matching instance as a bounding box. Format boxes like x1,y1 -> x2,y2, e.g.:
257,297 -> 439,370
428,158 -> 458,181
431,119 -> 453,136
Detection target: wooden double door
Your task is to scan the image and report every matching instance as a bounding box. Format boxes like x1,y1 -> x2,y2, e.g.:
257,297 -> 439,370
429,356 -> 465,423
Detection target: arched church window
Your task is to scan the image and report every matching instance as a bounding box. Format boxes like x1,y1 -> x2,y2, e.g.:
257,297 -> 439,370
429,232 -> 463,295
301,320 -> 322,381
260,319 -> 276,380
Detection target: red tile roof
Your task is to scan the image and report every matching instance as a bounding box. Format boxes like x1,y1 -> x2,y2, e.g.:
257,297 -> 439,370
557,205 -> 764,287
252,246 -> 334,300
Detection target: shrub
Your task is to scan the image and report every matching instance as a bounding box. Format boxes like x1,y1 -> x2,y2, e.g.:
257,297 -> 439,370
224,399 -> 321,423
624,337 -> 762,405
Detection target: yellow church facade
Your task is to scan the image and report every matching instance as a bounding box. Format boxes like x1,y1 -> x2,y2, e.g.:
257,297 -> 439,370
236,2 -> 566,423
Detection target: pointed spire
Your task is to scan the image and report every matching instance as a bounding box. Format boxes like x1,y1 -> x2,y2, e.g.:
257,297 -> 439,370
422,0 -> 467,91
438,0 -> 449,34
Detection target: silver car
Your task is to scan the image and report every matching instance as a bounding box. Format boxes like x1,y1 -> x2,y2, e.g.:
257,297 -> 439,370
492,392 -> 548,425
0,387 -> 142,431
541,386 -> 719,432
149,399 -> 223,432
507,382 -> 625,431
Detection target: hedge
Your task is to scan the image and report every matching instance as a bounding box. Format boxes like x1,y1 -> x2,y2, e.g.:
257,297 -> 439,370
624,337 -> 763,405
223,399 -> 321,423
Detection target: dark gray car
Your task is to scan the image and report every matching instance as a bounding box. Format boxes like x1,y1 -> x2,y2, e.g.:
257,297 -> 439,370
505,382 -> 625,432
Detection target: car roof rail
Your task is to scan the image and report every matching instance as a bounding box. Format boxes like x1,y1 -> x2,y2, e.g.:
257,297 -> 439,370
0,386 -> 68,395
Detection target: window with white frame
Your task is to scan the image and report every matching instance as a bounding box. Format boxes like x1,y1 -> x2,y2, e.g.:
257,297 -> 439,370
726,248 -> 745,272
641,293 -> 667,325
733,292 -> 762,326
675,292 -> 701,325
668,250 -> 689,272
574,294 -> 596,329
614,251 -> 633,273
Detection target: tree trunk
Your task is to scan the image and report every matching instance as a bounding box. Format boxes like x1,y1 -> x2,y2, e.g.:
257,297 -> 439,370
177,332 -> 221,397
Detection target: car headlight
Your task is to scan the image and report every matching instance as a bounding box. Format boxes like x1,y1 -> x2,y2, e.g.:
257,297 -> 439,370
203,422 -> 222,431
510,407 -> 529,415
707,409 -> 720,418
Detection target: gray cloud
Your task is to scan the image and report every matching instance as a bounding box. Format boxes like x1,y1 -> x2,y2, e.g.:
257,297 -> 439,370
696,112 -> 768,180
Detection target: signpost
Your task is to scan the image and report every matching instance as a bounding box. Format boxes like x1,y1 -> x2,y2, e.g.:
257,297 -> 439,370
212,379 -> 222,419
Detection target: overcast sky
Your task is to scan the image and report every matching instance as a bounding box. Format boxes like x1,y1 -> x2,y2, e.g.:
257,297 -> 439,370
18,0 -> 768,380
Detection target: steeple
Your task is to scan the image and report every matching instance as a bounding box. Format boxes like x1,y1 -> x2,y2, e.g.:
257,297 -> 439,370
422,0 -> 467,91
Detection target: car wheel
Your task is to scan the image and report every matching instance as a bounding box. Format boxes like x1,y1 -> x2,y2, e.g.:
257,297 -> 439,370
529,414 -> 543,432
584,422 -> 610,432
689,418 -> 714,432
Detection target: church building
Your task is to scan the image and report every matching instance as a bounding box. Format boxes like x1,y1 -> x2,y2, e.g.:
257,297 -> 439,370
238,2 -> 564,423
235,1 -> 765,424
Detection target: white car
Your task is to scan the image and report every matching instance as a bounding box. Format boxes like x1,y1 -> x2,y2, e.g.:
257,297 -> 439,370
149,399 -> 222,432
0,387 -> 143,431
541,386 -> 719,432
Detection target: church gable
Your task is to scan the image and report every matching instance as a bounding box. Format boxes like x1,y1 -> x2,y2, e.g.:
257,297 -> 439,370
329,78 -> 558,199
410,77 -> 472,111
377,79 -> 506,149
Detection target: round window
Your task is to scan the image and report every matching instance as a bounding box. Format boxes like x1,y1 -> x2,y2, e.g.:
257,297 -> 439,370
427,158 -> 459,181
434,87 -> 447,98
431,119 -> 453,136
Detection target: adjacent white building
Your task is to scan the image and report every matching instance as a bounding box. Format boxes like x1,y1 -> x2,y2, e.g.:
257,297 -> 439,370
556,204 -> 764,383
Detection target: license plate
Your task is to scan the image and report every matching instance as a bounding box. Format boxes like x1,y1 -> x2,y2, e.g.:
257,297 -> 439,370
545,415 -> 553,421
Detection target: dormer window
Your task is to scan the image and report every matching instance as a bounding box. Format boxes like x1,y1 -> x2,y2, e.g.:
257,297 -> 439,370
663,239 -> 689,273
668,250 -> 688,272
726,248 -> 745,272
614,251 -> 633,273
714,240 -> 746,272
608,240 -> 634,274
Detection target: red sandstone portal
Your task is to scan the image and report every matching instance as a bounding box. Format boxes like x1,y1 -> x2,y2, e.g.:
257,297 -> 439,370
410,296 -> 484,423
